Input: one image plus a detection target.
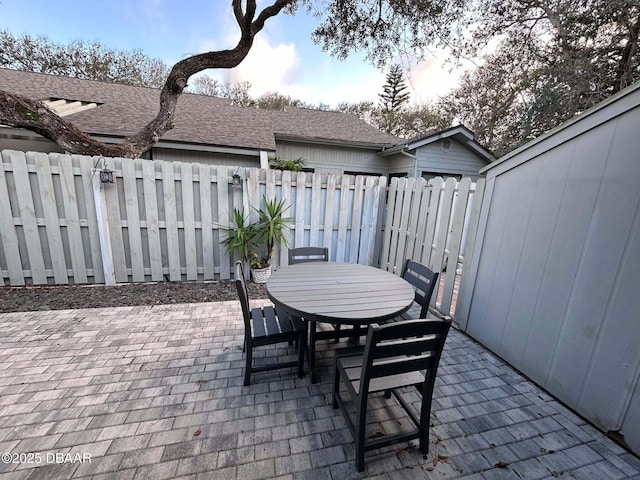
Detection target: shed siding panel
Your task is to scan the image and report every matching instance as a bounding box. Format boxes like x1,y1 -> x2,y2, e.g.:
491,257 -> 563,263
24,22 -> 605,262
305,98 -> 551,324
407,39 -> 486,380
416,141 -> 487,178
462,85 -> 640,455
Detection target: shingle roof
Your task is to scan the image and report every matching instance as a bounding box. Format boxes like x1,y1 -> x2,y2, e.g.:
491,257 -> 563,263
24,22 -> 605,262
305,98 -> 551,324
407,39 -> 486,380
0,68 -> 400,151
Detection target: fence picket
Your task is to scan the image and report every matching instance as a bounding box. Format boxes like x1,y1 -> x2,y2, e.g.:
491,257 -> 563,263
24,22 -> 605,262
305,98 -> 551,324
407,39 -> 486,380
294,171 -> 306,252
0,152 -> 24,285
181,162 -> 198,280
217,166 -> 232,279
323,175 -> 337,256
143,160 -> 163,281
199,164 -> 215,280
33,152 -> 67,284
10,151 -> 47,284
380,177 -> 398,272
310,173 -> 322,249
441,178 -> 471,313
104,158 -> 127,282
349,175 -> 364,264
122,159 -> 144,282
161,161 -> 180,281
78,156 -> 104,283
336,175 -> 350,261
421,176 -> 443,268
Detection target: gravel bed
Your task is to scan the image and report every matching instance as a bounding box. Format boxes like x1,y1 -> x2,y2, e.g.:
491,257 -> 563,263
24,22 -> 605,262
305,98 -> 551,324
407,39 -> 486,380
0,280 -> 267,313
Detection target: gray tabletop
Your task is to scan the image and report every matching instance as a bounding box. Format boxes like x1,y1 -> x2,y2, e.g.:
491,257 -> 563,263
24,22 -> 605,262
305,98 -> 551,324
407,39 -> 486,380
266,262 -> 415,325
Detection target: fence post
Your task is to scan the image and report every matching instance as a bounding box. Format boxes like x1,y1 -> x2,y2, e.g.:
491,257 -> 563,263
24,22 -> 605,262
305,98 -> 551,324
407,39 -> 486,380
92,170 -> 116,286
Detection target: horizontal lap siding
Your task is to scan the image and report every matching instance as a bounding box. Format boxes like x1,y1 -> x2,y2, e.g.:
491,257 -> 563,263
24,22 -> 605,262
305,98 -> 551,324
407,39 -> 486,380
274,141 -> 387,175
416,141 -> 487,178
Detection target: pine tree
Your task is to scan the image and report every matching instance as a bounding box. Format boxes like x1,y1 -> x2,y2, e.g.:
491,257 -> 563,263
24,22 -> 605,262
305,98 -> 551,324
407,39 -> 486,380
378,64 -> 411,134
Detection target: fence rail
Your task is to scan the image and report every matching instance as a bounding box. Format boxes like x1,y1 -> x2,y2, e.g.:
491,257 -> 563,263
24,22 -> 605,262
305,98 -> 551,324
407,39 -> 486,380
0,150 -> 478,317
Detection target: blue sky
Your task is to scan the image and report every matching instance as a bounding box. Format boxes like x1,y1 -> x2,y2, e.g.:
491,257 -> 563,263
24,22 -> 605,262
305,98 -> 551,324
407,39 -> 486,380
1,0 -> 464,107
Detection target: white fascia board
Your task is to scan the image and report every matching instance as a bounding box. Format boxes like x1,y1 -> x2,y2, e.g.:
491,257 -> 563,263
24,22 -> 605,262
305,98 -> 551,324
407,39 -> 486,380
275,134 -> 387,150
481,80 -> 640,177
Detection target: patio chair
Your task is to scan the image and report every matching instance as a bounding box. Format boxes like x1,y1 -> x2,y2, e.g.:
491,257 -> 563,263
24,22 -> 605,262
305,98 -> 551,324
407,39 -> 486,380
394,259 -> 439,321
332,317 -> 452,472
288,247 -> 353,364
235,261 -> 307,386
288,246 -> 329,264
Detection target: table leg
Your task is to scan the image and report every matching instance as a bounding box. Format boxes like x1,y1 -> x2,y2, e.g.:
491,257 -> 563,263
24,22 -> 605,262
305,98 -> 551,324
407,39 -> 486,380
309,320 -> 317,384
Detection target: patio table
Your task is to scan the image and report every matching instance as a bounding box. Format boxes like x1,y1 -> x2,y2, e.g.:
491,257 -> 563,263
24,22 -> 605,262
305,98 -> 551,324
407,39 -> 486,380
266,262 -> 415,382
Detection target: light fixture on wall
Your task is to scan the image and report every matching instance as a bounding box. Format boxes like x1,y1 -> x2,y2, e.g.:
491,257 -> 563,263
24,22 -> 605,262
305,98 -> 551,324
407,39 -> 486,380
95,156 -> 114,184
99,167 -> 114,184
232,171 -> 242,188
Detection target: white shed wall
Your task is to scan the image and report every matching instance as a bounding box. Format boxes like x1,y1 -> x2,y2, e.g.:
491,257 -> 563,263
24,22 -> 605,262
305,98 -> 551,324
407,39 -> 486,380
457,83 -> 640,454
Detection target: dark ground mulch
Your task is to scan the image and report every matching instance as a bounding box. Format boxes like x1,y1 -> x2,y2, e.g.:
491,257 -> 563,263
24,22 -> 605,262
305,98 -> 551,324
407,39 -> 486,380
0,281 -> 268,313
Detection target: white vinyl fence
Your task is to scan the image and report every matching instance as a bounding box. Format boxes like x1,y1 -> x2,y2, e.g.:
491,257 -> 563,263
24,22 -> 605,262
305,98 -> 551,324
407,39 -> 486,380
0,151 -> 387,286
379,176 -> 485,317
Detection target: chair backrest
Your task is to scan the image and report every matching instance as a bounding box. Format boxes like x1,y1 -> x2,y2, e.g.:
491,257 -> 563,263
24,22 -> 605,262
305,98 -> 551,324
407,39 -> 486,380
401,259 -> 439,318
360,318 -> 452,395
288,246 -> 329,265
234,261 -> 252,330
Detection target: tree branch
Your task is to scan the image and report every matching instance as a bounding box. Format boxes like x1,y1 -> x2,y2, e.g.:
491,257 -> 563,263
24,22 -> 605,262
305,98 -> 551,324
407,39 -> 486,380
0,0 -> 296,158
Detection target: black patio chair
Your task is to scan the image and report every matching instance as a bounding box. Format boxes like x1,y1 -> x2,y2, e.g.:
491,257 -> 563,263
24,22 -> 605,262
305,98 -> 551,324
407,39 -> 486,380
235,261 -> 307,386
287,246 -> 329,264
394,259 -> 440,321
332,317 -> 452,472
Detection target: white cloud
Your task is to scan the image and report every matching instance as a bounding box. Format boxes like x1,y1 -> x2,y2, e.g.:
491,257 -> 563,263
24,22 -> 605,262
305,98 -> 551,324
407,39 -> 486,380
224,37 -> 300,96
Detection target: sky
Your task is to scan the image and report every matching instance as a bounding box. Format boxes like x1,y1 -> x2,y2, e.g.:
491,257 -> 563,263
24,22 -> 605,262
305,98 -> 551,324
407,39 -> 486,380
0,0 -> 466,108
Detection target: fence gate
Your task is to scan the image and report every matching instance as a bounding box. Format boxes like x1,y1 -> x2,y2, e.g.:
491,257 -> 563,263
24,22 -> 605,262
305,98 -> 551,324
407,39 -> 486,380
379,176 -> 485,318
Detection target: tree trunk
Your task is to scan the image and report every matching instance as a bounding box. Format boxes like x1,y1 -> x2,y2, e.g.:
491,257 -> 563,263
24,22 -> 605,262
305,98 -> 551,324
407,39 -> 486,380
0,0 -> 294,158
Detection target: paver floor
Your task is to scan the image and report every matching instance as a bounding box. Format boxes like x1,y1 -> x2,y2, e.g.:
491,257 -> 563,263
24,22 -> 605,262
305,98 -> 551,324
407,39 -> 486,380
0,300 -> 638,479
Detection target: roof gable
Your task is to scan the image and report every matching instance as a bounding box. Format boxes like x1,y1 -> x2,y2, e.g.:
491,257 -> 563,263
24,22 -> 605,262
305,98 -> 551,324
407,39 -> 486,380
380,124 -> 495,163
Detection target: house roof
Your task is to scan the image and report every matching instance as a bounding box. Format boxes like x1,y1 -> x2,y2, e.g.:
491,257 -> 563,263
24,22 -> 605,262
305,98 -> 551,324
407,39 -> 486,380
0,68 -> 400,152
378,124 -> 495,163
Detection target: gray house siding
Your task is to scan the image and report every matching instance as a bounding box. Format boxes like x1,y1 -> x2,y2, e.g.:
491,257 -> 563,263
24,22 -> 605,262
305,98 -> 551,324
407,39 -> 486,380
457,82 -> 640,455
274,140 -> 387,175
0,131 -> 65,154
416,140 -> 486,179
151,147 -> 260,168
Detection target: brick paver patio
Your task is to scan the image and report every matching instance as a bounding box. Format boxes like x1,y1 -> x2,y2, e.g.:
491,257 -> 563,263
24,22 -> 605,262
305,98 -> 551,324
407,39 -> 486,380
0,300 -> 639,479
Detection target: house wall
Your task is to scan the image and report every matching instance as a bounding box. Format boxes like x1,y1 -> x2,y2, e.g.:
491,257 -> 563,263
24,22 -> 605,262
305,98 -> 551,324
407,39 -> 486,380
151,147 -> 260,168
456,83 -> 640,455
385,152 -> 415,177
0,133 -> 65,154
416,140 -> 487,180
274,140 -> 387,175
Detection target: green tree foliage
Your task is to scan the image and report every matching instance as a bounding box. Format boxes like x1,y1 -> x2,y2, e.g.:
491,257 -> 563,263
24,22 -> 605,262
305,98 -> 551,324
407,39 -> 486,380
378,64 -> 410,112
376,64 -> 411,134
0,30 -> 169,88
439,0 -> 640,155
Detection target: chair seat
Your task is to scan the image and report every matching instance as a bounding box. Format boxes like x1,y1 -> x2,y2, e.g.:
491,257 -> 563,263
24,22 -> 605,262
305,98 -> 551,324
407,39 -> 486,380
336,347 -> 425,393
251,305 -> 305,343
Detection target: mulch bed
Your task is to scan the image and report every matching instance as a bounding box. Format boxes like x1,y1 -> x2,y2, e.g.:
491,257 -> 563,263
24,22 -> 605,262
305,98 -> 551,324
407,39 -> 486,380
0,281 -> 267,313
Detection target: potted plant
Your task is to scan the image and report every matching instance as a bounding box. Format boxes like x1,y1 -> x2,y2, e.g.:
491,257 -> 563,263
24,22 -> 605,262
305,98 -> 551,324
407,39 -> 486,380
219,197 -> 291,283
249,196 -> 292,283
220,208 -> 256,268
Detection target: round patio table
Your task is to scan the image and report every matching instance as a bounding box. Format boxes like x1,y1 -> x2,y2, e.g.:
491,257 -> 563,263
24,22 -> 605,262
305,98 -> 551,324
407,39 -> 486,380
266,262 -> 415,381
